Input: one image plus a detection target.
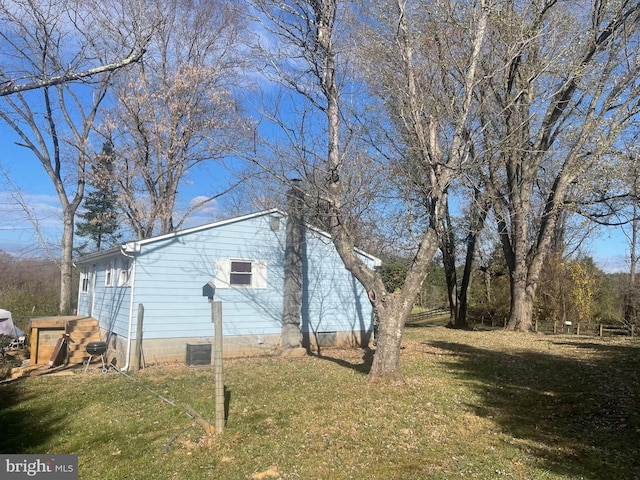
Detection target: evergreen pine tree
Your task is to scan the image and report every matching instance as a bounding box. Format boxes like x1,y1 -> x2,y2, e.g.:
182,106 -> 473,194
75,142 -> 121,251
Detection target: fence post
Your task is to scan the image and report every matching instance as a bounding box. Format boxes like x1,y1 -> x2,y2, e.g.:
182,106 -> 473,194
132,304 -> 144,371
213,301 -> 224,435
202,282 -> 224,434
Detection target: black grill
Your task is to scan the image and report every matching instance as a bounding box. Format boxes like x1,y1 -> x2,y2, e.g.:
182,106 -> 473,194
86,341 -> 107,355
85,341 -> 108,373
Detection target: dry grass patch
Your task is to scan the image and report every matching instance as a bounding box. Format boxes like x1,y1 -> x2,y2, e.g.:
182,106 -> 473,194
1,324 -> 639,479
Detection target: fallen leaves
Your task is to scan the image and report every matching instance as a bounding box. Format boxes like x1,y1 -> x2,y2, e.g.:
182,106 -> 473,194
251,465 -> 281,479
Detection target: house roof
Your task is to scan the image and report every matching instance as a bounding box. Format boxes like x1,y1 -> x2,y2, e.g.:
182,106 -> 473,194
74,208 -> 381,266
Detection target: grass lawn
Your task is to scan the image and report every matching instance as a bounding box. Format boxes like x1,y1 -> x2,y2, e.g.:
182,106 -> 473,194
1,322 -> 639,479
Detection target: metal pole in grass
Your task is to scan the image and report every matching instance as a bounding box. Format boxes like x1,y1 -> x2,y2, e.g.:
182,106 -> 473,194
203,281 -> 224,434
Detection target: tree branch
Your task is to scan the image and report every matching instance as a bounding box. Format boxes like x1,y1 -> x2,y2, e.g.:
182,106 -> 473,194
0,47 -> 146,97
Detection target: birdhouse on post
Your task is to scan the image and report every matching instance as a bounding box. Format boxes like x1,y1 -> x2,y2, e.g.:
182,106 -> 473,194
202,281 -> 216,301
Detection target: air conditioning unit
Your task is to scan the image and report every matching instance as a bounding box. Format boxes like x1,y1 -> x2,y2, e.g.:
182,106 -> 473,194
186,343 -> 211,366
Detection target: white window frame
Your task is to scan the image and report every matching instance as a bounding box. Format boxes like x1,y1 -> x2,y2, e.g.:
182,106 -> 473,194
80,267 -> 90,293
105,261 -> 114,287
117,258 -> 131,287
215,258 -> 267,289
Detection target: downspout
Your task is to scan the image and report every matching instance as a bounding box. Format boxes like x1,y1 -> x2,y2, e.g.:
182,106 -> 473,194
120,244 -> 138,372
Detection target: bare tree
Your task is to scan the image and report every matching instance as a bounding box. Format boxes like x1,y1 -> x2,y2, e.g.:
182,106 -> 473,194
0,52 -> 145,98
610,144 -> 640,324
0,0 -> 148,98
359,0 -> 490,362
101,0 -> 249,239
479,0 -> 640,331
251,0 -> 488,380
0,0 -> 147,314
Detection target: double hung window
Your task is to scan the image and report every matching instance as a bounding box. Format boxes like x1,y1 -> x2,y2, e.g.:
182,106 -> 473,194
215,258 -> 267,288
230,261 -> 252,286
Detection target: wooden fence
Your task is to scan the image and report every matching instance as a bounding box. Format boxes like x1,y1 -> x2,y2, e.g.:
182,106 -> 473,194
535,320 -> 636,337
406,308 -> 450,324
405,310 -> 636,337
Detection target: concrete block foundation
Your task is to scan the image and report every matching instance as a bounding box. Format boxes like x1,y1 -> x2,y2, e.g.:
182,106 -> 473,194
102,328 -> 373,369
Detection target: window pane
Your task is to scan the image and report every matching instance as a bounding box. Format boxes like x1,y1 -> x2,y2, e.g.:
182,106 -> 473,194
231,261 -> 252,273
230,273 -> 252,285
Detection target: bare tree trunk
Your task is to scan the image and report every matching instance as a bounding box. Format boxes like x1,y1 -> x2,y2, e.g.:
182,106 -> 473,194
252,0 -> 487,380
507,264 -> 536,332
508,283 -> 535,331
440,192 -> 459,327
60,213 -> 75,315
458,193 -> 491,328
631,202 -> 637,287
625,163 -> 639,324
366,231 -> 439,381
0,0 -> 144,314
457,236 -> 477,329
368,302 -> 408,381
282,184 -> 304,349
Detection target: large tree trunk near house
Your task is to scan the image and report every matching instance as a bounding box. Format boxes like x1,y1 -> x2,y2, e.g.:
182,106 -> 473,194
253,0 -> 484,381
364,231 -> 440,380
282,185 -> 304,349
368,302 -> 410,381
59,213 -> 75,315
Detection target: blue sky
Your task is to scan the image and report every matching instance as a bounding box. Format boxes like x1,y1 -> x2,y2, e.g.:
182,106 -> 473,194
0,126 -> 632,274
0,120 -> 224,256
0,110 -> 632,272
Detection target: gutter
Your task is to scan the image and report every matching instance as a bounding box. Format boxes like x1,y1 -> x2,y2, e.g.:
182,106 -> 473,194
119,243 -> 139,372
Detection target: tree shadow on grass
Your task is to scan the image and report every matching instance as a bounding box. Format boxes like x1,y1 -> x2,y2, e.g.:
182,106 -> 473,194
424,339 -> 640,480
308,347 -> 374,376
0,379 -> 65,453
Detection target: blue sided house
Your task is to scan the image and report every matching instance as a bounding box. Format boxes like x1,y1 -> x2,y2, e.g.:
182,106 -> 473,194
75,208 -> 380,368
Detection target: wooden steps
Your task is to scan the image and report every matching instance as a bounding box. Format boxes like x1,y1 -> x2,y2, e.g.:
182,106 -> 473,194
29,316 -> 101,366
65,317 -> 101,364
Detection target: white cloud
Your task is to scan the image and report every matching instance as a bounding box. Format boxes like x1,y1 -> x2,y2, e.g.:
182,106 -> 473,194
178,195 -> 220,228
0,190 -> 63,254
